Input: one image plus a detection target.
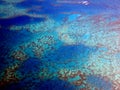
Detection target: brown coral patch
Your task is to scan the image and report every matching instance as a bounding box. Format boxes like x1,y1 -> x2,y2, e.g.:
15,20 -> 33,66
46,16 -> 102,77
11,50 -> 28,61
0,65 -> 19,87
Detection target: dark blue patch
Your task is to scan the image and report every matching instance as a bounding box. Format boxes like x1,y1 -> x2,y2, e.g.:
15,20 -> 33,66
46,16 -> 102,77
18,58 -> 42,77
16,0 -> 44,8
87,75 -> 112,90
43,44 -> 97,62
1,78 -> 76,90
0,29 -> 33,69
0,1 -> 4,4
38,79 -> 76,90
0,15 -> 45,27
0,29 -> 33,47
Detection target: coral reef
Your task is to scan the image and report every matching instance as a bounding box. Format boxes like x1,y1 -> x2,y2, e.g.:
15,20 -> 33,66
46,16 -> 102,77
10,18 -> 60,33
2,0 -> 24,4
10,50 -> 28,61
1,0 -> 120,89
112,80 -> 120,90
57,69 -> 90,89
38,68 -> 54,80
0,64 -> 19,87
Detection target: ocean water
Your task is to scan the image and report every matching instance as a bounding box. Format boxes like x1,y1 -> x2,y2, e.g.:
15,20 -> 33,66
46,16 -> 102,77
0,0 -> 120,90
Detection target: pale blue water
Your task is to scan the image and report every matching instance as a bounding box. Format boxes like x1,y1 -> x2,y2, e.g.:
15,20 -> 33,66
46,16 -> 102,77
0,0 -> 120,90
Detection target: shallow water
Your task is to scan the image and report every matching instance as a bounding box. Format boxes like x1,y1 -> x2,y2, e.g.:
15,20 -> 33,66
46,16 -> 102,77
0,0 -> 120,90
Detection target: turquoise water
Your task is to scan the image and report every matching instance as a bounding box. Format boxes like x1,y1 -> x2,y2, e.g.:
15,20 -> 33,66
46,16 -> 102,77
0,0 -> 120,90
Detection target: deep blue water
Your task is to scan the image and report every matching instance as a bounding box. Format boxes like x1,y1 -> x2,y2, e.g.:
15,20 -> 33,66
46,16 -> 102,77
0,0 -> 120,90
